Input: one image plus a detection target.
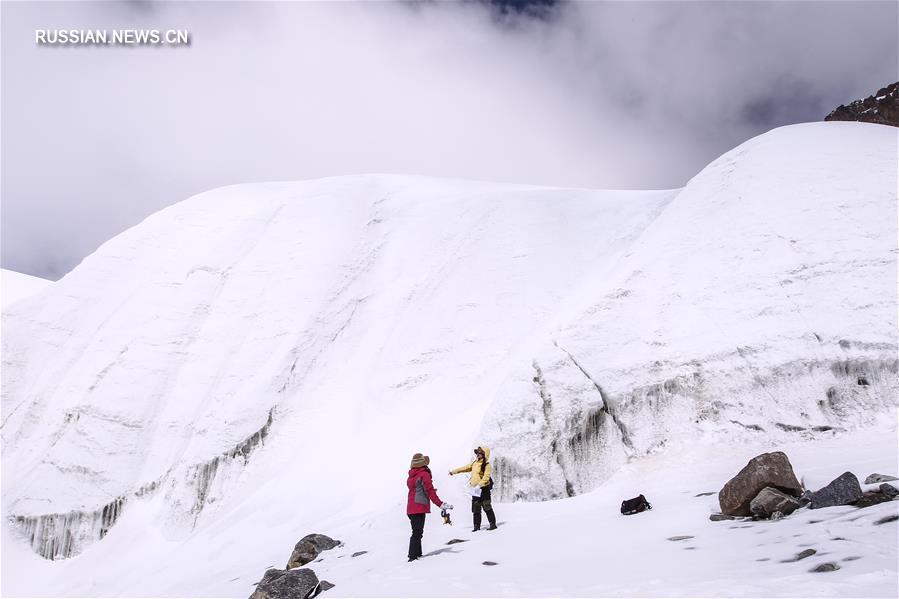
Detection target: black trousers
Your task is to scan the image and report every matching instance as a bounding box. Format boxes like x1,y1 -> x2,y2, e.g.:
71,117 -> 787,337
407,513 -> 425,559
471,488 -> 497,530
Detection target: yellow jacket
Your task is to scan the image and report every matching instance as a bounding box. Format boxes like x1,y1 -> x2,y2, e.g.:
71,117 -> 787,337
451,446 -> 493,488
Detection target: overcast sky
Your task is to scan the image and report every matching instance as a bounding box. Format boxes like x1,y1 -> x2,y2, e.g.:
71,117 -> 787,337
2,0 -> 896,280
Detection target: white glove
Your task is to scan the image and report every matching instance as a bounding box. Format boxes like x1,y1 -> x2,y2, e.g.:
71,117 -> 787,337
440,502 -> 453,511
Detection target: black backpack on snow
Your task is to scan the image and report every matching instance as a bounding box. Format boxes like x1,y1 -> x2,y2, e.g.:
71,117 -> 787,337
620,494 -> 652,515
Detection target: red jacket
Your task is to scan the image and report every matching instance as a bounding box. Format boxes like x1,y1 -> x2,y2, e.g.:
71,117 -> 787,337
407,467 -> 443,515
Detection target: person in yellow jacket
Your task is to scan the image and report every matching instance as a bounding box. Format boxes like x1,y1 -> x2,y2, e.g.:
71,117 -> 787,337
449,445 -> 497,531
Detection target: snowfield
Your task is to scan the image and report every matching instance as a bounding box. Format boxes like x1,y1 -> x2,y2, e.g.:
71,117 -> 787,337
1,269 -> 52,309
1,122 -> 897,597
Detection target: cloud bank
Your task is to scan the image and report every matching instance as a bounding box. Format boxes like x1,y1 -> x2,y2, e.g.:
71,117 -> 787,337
2,0 -> 896,279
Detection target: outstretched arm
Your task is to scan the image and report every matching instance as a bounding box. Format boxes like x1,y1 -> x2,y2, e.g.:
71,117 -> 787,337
450,462 -> 473,475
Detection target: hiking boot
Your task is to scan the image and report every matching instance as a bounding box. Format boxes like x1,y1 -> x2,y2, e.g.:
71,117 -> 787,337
408,556 -> 420,562
487,524 -> 498,530
471,527 -> 480,532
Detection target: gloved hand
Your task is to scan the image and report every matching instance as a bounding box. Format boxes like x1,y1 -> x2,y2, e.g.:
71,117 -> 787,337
440,502 -> 453,511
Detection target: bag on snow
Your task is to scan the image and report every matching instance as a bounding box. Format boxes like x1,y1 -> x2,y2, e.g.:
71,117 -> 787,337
620,494 -> 652,515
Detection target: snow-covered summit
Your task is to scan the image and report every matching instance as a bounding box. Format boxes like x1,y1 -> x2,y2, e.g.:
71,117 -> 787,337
1,122 -> 896,595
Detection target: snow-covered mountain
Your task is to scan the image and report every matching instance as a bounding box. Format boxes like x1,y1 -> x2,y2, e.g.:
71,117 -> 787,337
1,269 -> 52,309
1,122 -> 896,597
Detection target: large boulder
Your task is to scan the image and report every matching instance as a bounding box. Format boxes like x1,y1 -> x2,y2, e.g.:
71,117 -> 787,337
286,534 -> 341,569
719,452 -> 803,516
250,568 -> 321,599
806,472 -> 863,509
750,486 -> 801,519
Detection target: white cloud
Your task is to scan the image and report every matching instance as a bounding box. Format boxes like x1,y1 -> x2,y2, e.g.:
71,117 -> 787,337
1,0 -> 895,278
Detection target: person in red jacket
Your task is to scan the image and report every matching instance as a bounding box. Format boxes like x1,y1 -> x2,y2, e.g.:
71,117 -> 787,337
406,453 -> 452,561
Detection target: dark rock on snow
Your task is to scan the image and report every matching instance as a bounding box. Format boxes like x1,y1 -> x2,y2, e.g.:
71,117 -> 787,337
825,82 -> 899,127
351,551 -> 367,558
874,514 -> 899,525
781,548 -> 816,563
750,486 -> 801,519
805,472 -> 863,509
880,483 -> 899,498
446,539 -> 468,545
250,568 -> 322,599
865,473 -> 899,484
709,513 -> 736,521
482,561 -> 498,566
853,489 -> 897,509
719,452 -> 803,516
810,562 -> 840,573
287,534 -> 341,569
320,581 -> 335,591
667,535 -> 694,542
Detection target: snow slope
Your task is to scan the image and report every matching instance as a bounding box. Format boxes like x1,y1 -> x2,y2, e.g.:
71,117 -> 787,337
1,269 -> 52,309
483,122 -> 899,502
1,122 -> 897,596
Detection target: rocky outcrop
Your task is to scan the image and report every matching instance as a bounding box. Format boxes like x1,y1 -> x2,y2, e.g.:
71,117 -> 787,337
750,486 -> 801,519
286,534 -> 341,569
719,452 -> 803,516
825,82 -> 899,127
805,472 -> 863,509
250,568 -> 322,599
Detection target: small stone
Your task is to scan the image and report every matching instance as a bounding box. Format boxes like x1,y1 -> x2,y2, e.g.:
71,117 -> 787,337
694,492 -> 716,497
351,551 -> 367,557
482,561 -> 498,566
865,473 -> 898,484
446,539 -> 467,545
709,514 -> 735,521
781,548 -> 816,563
755,558 -> 770,562
842,556 -> 861,562
854,491 -> 895,509
285,534 -> 341,569
810,562 -> 840,573
667,535 -> 694,542
320,580 -> 335,591
879,483 -> 899,498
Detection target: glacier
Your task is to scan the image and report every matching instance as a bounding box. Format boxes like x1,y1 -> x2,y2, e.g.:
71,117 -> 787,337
1,122 -> 896,596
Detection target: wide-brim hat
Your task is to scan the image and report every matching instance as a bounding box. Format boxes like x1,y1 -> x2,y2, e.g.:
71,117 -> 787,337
410,453 -> 430,468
